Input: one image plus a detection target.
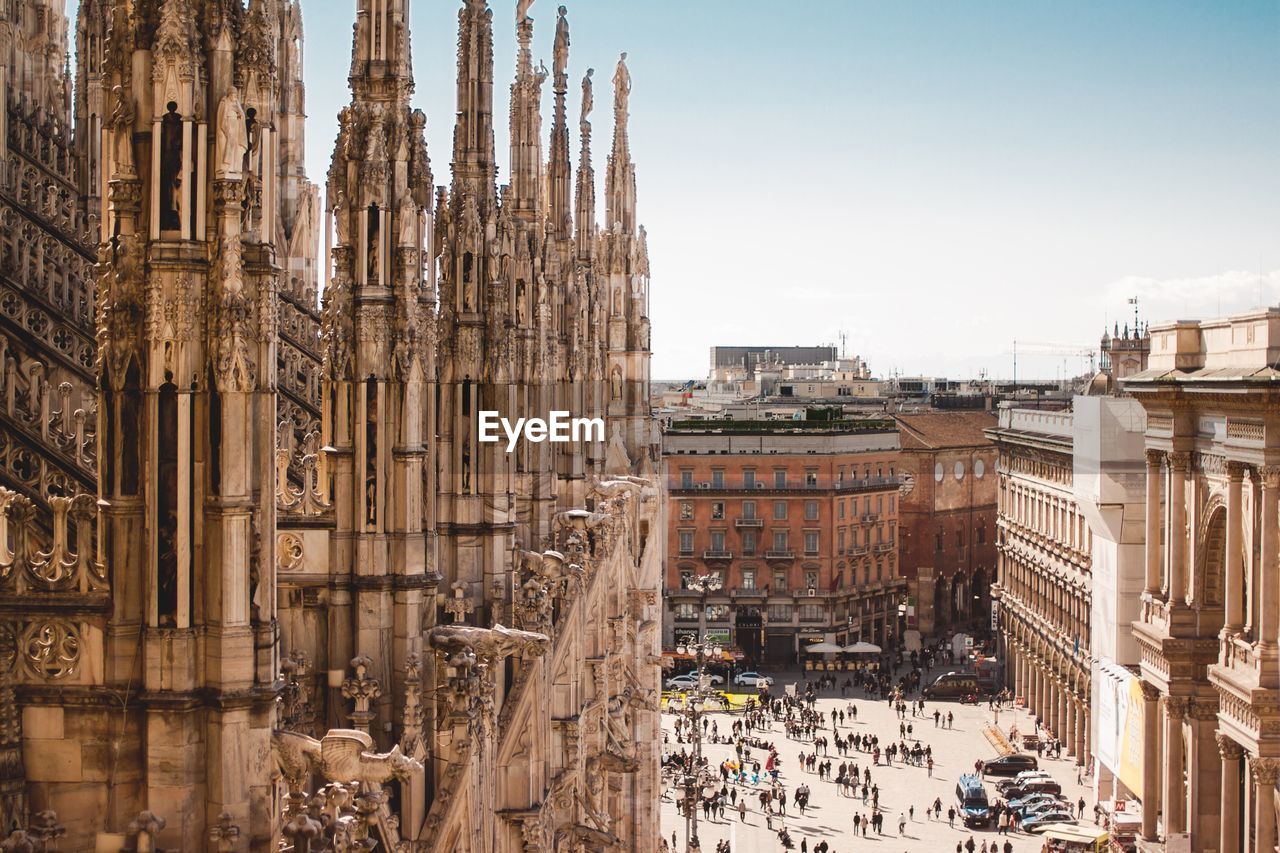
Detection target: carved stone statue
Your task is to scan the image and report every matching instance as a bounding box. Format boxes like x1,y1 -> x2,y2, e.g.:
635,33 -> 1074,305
613,52 -> 631,115
398,197 -> 417,247
109,85 -> 135,175
581,68 -> 594,124
216,87 -> 248,178
553,6 -> 569,77
517,0 -> 534,24
429,622 -> 551,660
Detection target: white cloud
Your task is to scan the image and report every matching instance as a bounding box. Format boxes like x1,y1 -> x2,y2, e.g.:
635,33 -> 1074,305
1104,269 -> 1280,327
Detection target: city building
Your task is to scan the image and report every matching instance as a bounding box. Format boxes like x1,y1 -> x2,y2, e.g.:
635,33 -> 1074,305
894,412 -> 999,636
1125,308 -> 1280,853
0,0 -> 662,849
988,397 -> 1147,776
662,418 -> 905,664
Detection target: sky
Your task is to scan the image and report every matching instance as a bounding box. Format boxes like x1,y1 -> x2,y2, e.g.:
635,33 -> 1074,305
72,0 -> 1280,380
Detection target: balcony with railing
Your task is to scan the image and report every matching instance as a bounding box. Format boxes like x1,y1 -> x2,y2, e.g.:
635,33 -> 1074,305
765,550 -> 794,561
702,550 -> 733,561
734,517 -> 763,528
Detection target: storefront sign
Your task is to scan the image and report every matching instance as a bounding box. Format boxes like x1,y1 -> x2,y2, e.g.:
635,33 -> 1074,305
703,629 -> 730,645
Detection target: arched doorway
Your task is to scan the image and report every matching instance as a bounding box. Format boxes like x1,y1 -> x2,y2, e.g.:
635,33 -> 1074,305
951,573 -> 968,626
934,576 -> 949,634
972,568 -> 990,632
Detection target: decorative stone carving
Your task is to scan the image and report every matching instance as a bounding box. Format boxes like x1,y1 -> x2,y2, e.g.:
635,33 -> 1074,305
341,655 -> 382,733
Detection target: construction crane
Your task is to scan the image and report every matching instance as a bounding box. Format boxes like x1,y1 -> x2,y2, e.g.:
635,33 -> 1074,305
1009,340 -> 1097,387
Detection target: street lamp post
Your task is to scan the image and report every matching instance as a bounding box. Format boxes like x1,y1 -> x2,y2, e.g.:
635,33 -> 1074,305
675,633 -> 723,853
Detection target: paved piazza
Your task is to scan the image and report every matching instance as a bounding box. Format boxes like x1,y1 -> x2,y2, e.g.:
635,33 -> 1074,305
660,675 -> 1099,852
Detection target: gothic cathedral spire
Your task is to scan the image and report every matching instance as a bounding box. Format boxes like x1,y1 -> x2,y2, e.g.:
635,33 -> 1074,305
322,0 -> 437,758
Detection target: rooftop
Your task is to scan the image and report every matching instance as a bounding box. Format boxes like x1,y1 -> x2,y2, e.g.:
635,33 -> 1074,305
892,411 -> 997,450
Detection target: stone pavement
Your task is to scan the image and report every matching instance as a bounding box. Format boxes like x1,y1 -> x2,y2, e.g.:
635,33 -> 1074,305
660,676 -> 1101,853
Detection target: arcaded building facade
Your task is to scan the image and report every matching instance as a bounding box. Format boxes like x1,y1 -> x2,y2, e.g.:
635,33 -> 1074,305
662,421 -> 905,664
0,0 -> 662,849
1126,308 -> 1280,853
988,407 -> 1094,767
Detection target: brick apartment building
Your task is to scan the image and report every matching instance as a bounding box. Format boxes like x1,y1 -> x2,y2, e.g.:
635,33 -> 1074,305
893,412 -> 999,637
662,419 -> 906,665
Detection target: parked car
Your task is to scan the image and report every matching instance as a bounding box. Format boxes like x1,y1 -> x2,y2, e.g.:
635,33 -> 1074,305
1021,813 -> 1077,833
733,671 -> 774,687
995,770 -> 1053,792
1020,801 -> 1072,820
982,754 -> 1039,776
1007,793 -> 1069,813
664,673 -> 724,690
1001,780 -> 1063,801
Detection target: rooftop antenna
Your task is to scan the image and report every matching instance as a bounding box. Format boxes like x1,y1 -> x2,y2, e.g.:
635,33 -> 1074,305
838,330 -> 848,359
1128,296 -> 1139,335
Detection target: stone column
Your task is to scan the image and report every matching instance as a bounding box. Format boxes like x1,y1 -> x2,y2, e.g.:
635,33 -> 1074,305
1163,696 -> 1188,835
1145,450 -> 1163,595
1057,680 -> 1068,745
1260,468 -> 1280,662
1065,693 -> 1077,757
1167,453 -> 1189,604
1074,696 -> 1086,764
1251,756 -> 1280,853
1218,734 -> 1244,853
1225,462 -> 1247,634
1140,682 -> 1161,841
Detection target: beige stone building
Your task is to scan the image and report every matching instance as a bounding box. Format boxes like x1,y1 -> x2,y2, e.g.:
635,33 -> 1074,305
1125,308 -> 1280,853
0,0 -> 662,849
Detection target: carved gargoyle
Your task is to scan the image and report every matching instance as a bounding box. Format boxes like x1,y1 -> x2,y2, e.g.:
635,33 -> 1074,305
428,622 -> 550,660
272,728 -> 422,795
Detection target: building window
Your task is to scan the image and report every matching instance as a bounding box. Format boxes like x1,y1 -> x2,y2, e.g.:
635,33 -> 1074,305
680,571 -> 692,589
837,501 -> 845,520
711,469 -> 724,489
773,501 -> 787,520
876,561 -> 883,581
956,528 -> 965,548
710,531 -> 726,552
805,470 -> 818,487
773,570 -> 787,591
742,531 -> 756,555
889,495 -> 896,513
876,494 -> 884,513
679,530 -> 694,555
799,604 -> 823,622
774,470 -> 787,488
837,529 -> 845,553
805,570 -> 818,590
711,502 -> 725,520
889,521 -> 896,545
742,569 -> 756,590
773,531 -> 789,552
768,604 -> 792,621
804,531 -> 819,555
742,500 -> 757,519
680,469 -> 693,489
706,604 -> 730,622
743,469 -> 756,489
935,530 -> 943,552
804,500 -> 819,521
675,603 -> 698,621
680,502 -> 693,520
977,523 -> 986,545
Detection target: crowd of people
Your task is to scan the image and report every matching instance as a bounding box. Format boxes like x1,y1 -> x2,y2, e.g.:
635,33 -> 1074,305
660,639 -> 1082,852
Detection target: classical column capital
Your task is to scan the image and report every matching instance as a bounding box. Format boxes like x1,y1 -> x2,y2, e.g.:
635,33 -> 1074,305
1226,460 -> 1249,482
1217,733 -> 1246,761
1259,465 -> 1280,491
1145,449 -> 1165,468
1139,681 -> 1162,703
1161,696 -> 1186,720
1168,451 -> 1191,472
1250,756 -> 1280,786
